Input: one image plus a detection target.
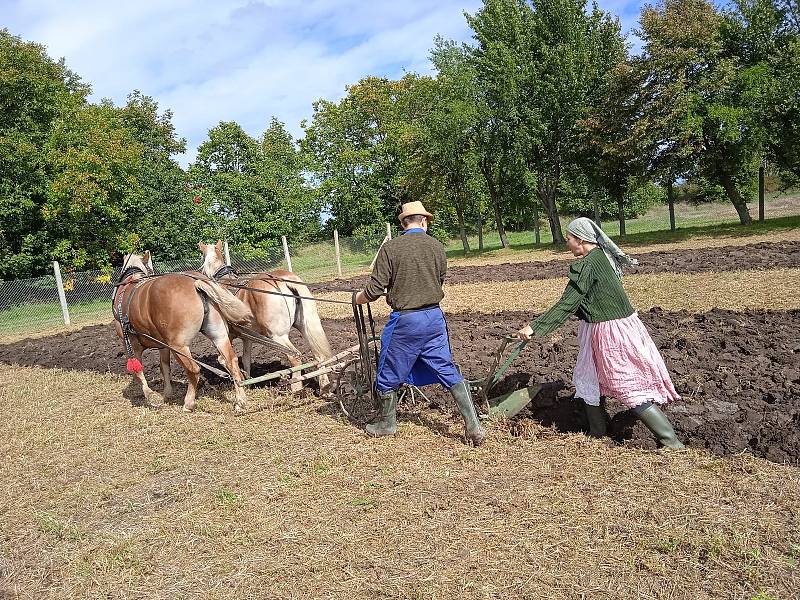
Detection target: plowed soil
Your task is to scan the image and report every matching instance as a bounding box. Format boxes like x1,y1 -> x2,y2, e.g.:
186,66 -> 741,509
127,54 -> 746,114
2,308 -> 798,464
313,240 -> 800,291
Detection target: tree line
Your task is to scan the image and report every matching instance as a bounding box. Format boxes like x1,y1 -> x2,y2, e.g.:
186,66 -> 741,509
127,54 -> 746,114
1,0 -> 798,279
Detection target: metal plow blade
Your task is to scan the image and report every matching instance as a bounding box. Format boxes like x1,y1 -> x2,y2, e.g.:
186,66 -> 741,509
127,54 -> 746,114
487,384 -> 542,419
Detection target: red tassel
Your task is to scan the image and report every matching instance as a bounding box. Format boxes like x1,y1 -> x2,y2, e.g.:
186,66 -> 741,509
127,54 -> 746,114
127,358 -> 143,373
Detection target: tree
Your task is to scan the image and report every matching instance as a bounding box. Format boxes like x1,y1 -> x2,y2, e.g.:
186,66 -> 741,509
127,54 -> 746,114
581,56 -> 652,235
0,29 -> 89,278
118,91 -> 196,262
466,0 -> 530,248
259,118 -> 321,242
734,0 -> 800,181
190,119 -> 320,255
637,0 -> 778,225
303,76 -> 432,238
467,0 -> 624,244
406,38 -> 485,253
43,101 -> 142,270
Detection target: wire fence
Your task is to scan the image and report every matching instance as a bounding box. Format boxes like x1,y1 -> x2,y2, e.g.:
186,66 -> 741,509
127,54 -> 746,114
0,230 -> 390,337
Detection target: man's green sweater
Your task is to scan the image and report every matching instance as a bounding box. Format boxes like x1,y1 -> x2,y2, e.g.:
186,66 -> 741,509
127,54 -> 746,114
532,247 -> 634,336
363,230 -> 446,311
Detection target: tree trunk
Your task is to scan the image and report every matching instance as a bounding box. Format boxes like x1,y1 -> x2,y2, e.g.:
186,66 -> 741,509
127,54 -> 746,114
538,183 -> 564,243
493,200 -> 510,248
718,172 -> 753,225
533,202 -> 540,245
478,209 -> 484,251
759,162 -> 765,222
481,162 -> 509,248
616,190 -> 626,236
667,179 -> 676,232
454,201 -> 470,253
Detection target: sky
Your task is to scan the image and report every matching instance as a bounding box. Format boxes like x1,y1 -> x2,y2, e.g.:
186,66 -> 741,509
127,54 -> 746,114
4,0 -> 645,166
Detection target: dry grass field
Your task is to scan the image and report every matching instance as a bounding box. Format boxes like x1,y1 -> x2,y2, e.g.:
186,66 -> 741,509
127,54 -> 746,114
1,225 -> 799,599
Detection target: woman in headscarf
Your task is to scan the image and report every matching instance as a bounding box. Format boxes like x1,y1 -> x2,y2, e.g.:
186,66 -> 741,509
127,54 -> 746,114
517,217 -> 684,449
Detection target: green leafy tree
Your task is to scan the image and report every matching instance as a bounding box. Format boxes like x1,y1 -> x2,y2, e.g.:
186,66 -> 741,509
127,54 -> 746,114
303,76 -> 430,239
43,101 -> 142,270
406,38 -> 485,252
259,118 -> 321,241
525,0 -> 625,241
190,119 -> 320,255
637,0 -> 779,225
730,0 -> 800,182
581,55 -> 653,234
466,0 -> 530,248
0,29 -> 89,278
117,91 -> 196,262
467,0 -> 624,244
189,121 -> 261,246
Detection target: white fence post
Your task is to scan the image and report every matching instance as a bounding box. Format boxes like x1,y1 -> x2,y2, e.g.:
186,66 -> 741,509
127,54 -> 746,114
333,230 -> 342,277
223,239 -> 231,266
52,261 -> 71,326
386,222 -> 392,240
282,235 -> 293,272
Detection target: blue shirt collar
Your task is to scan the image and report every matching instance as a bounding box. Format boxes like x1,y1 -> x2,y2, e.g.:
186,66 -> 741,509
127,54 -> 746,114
402,228 -> 426,234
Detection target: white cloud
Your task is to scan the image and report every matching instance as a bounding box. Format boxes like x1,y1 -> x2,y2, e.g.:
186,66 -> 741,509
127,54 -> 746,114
5,0 -> 646,166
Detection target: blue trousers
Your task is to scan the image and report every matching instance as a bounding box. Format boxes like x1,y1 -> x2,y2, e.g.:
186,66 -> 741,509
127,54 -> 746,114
375,307 -> 463,393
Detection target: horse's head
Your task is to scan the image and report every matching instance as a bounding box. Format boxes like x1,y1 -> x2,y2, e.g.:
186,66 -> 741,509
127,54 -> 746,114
120,251 -> 153,280
198,241 -> 226,278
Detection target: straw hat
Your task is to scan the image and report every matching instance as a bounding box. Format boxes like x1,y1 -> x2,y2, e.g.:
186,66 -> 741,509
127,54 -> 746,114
397,201 -> 434,222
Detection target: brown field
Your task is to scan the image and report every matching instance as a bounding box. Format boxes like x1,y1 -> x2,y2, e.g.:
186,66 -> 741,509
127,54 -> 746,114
1,232 -> 800,599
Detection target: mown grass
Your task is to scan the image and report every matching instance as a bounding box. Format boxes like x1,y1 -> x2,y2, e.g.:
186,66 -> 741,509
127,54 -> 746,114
445,199 -> 800,259
0,298 -> 111,337
1,365 -> 798,599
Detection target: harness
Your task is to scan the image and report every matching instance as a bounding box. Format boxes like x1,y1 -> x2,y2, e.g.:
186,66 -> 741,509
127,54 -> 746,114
212,264 -> 238,280
112,266 -> 149,367
211,265 -> 296,322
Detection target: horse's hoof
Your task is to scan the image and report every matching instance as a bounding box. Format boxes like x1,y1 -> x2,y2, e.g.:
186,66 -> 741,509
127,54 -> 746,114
145,391 -> 164,408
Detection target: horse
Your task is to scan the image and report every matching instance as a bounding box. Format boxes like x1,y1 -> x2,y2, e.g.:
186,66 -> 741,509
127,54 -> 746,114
198,241 -> 334,394
112,251 -> 254,412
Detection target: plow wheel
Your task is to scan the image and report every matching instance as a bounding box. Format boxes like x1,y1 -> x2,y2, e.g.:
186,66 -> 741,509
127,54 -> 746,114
336,357 -> 377,425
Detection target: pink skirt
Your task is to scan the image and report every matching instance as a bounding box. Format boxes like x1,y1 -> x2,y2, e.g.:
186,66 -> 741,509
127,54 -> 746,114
573,313 -> 680,409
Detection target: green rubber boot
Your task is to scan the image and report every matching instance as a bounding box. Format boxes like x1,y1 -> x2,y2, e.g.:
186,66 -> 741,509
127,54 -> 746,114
636,404 -> 685,449
450,381 -> 486,446
366,390 -> 398,437
583,402 -> 608,438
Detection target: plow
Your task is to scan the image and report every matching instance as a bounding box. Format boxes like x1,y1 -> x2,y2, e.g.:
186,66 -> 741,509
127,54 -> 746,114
226,286 -> 541,424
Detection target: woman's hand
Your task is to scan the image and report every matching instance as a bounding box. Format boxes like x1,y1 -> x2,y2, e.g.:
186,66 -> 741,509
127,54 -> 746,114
517,324 -> 534,340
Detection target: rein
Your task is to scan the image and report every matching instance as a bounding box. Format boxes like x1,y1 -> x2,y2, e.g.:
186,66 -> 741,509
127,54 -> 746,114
205,264 -> 357,305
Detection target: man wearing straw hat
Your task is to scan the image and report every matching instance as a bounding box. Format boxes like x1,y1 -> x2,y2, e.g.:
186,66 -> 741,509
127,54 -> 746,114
354,201 -> 486,446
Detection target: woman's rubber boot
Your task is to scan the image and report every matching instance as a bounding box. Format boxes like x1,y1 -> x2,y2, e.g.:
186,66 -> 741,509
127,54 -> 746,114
634,403 -> 685,449
583,402 -> 607,438
450,381 -> 486,446
366,390 -> 398,437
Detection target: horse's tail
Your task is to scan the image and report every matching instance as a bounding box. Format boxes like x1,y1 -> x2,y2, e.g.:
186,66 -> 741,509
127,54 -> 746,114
194,279 -> 254,327
283,276 -> 333,363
